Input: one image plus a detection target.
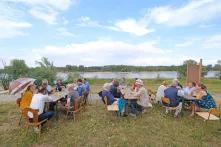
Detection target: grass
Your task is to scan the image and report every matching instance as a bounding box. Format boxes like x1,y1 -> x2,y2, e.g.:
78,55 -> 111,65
0,78 -> 221,147
89,78 -> 221,94
0,103 -> 221,147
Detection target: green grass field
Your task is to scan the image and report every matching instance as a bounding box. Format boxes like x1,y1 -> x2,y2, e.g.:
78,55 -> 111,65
0,78 -> 221,147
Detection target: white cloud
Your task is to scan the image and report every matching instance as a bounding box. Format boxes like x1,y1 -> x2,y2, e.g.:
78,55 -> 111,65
29,39 -> 174,66
4,0 -> 75,24
113,18 -> 154,36
0,2 -> 32,39
56,27 -> 75,37
77,16 -> 153,36
149,0 -> 221,26
29,7 -> 58,24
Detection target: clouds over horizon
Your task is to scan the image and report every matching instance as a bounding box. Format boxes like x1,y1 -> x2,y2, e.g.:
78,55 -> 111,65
0,0 -> 221,67
148,0 -> 221,26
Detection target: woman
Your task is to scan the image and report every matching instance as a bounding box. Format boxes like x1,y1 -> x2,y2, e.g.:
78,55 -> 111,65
190,84 -> 216,116
156,81 -> 168,104
20,84 -> 35,109
130,79 -> 152,117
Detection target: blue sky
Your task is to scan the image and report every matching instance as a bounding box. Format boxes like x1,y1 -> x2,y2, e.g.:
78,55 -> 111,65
0,0 -> 221,68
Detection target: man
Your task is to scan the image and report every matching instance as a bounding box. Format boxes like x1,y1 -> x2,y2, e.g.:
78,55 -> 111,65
28,88 -> 54,122
110,80 -> 122,98
56,79 -> 65,92
101,82 -> 116,105
163,79 -> 184,117
183,82 -> 197,96
76,79 -> 86,96
83,78 -> 90,94
130,79 -> 152,117
66,84 -> 80,110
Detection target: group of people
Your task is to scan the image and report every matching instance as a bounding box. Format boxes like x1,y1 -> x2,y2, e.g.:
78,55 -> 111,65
99,79 -> 152,117
156,79 -> 216,117
19,78 -> 90,123
99,78 -> 217,118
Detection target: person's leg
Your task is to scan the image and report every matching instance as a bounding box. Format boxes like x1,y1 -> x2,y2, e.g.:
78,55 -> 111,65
39,111 -> 54,122
130,101 -> 138,115
174,102 -> 182,117
136,104 -> 144,112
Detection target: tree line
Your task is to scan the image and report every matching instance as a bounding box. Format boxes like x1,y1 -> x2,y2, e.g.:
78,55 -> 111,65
0,58 -> 221,90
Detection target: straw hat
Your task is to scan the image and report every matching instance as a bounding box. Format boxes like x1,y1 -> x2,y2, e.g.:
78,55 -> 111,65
135,79 -> 144,86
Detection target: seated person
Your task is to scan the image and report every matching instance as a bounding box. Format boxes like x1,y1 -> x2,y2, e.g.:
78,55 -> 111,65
28,88 -> 54,122
83,78 -> 90,94
66,84 -> 80,110
132,78 -> 138,91
110,80 -> 122,98
20,84 -> 36,109
190,84 -> 216,116
41,79 -> 52,95
163,79 -> 184,117
101,82 -> 117,105
55,79 -> 64,92
156,81 -> 168,104
183,82 -> 197,96
76,79 -> 86,97
130,79 -> 152,117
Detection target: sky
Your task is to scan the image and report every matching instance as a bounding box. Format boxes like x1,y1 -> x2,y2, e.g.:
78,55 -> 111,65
0,0 -> 221,68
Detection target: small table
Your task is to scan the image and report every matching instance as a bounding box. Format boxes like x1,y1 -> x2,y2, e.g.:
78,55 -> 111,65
51,91 -> 68,120
181,95 -> 200,115
121,88 -> 138,114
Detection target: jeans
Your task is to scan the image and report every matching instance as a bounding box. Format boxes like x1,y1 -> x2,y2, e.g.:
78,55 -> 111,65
102,90 -> 116,105
130,101 -> 144,115
39,111 -> 54,121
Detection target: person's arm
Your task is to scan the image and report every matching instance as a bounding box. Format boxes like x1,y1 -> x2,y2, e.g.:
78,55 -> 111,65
132,89 -> 142,97
43,95 -> 53,102
177,89 -> 184,97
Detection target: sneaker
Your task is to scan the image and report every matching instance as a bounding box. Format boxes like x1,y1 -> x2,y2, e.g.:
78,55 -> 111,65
129,113 -> 137,117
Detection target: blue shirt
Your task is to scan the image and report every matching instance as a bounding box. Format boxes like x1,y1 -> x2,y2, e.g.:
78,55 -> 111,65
77,84 -> 86,96
164,86 -> 181,107
84,81 -> 90,93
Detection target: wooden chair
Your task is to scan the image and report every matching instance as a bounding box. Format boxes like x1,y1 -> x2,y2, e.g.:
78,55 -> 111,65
208,105 -> 221,121
23,108 -> 48,135
195,104 -> 221,122
103,96 -> 119,111
66,98 -> 84,121
162,97 -> 181,116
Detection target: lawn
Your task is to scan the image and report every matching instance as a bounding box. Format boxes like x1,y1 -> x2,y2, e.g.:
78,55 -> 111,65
0,78 -> 221,147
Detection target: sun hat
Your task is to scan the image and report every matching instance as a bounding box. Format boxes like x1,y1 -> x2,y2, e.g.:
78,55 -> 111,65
135,79 -> 144,86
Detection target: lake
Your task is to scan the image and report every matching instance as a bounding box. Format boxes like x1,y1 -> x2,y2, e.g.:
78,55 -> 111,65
56,71 -> 220,80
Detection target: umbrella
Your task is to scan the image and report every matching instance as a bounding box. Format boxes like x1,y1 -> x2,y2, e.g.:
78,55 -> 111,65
9,78 -> 36,95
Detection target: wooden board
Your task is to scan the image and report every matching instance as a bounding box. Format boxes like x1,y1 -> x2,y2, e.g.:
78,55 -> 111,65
196,112 -> 220,121
107,104 -> 119,111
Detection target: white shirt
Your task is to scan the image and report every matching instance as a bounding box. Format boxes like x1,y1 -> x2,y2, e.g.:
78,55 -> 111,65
28,93 -> 53,118
156,85 -> 167,102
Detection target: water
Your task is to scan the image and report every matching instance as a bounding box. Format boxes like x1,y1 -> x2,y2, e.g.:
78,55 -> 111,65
57,71 -> 220,80
57,71 -> 178,80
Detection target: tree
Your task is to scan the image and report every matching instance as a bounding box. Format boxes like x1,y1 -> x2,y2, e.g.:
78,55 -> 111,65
0,60 -> 12,90
6,59 -> 29,79
29,57 -> 56,85
178,59 -> 197,77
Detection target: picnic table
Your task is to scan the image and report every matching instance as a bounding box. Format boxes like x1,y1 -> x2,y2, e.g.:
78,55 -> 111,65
121,88 -> 138,100
50,90 -> 68,120
181,94 -> 200,115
